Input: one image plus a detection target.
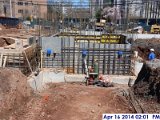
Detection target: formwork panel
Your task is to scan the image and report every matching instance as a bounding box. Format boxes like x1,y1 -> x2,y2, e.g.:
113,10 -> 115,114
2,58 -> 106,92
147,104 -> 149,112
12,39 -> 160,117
42,35 -> 133,75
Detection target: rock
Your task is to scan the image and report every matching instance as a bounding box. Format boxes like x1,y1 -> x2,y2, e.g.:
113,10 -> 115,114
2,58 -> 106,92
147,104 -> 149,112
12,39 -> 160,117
98,103 -> 101,107
91,110 -> 95,113
41,112 -> 45,117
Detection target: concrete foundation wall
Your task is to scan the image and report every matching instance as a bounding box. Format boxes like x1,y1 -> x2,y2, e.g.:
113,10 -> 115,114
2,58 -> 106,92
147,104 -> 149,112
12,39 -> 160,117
41,36 -> 74,53
125,34 -> 160,40
28,71 -> 65,91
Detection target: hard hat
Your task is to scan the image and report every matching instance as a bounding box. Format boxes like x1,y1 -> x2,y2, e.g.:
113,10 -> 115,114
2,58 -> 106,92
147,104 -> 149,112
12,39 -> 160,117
150,48 -> 154,52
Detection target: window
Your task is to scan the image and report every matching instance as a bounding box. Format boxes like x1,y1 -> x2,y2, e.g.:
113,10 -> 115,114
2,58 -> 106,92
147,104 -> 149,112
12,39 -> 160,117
25,2 -> 28,6
25,10 -> 28,14
18,9 -> 23,14
18,2 -> 23,5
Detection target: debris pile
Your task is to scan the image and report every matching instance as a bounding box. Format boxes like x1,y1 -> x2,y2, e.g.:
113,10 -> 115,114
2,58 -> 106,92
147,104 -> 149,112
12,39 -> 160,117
0,68 -> 32,119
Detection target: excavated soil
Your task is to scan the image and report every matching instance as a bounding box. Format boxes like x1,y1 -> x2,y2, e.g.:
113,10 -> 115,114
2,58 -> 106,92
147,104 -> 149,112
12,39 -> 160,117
9,83 -> 134,120
133,38 -> 160,60
132,63 -> 160,113
131,38 -> 160,113
0,28 -> 20,36
0,68 -> 32,119
0,69 -> 134,120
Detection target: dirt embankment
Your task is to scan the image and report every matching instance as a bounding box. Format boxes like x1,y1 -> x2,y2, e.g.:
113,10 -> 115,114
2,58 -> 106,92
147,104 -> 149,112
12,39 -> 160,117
0,68 -> 32,119
0,37 -> 15,47
0,28 -> 20,36
0,72 -> 134,120
133,39 -> 160,60
132,63 -> 160,113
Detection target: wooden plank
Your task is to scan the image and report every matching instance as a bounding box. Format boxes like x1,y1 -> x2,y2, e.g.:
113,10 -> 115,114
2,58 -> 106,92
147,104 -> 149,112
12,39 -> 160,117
3,56 -> 7,68
0,54 -> 3,67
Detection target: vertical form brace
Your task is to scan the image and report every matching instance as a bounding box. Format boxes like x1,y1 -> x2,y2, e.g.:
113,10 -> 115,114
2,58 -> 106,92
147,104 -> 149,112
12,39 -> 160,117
40,50 -> 43,69
103,38 -> 106,74
0,54 -> 3,67
107,35 -> 111,74
87,40 -> 90,69
73,38 -> 76,73
2,56 -> 7,68
61,37 -> 64,67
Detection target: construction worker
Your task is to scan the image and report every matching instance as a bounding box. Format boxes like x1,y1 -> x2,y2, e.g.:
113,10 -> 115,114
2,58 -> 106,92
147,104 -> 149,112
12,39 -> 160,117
82,49 -> 88,74
148,48 -> 156,61
82,49 -> 87,59
46,48 -> 52,57
93,59 -> 99,80
117,50 -> 123,59
53,50 -> 56,59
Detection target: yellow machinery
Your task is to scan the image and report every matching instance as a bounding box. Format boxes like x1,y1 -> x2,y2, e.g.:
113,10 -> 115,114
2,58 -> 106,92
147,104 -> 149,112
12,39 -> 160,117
95,19 -> 106,31
95,22 -> 105,31
151,24 -> 160,34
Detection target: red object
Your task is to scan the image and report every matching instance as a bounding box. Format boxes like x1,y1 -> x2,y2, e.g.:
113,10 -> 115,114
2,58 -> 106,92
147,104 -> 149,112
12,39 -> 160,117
42,95 -> 49,102
99,74 -> 104,80
88,77 -> 94,85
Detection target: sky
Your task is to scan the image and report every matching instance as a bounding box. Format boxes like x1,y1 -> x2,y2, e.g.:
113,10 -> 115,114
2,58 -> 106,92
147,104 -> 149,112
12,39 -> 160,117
48,0 -> 89,7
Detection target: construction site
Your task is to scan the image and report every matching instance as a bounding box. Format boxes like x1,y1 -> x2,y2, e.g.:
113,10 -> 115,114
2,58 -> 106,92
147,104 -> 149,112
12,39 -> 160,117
0,0 -> 160,119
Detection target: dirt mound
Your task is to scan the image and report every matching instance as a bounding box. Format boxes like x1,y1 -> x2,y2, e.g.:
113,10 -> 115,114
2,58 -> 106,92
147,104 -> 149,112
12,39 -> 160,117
0,68 -> 32,119
132,63 -> 160,112
0,37 -> 15,47
0,28 -> 20,36
133,39 -> 160,60
7,83 -> 134,120
133,63 -> 160,100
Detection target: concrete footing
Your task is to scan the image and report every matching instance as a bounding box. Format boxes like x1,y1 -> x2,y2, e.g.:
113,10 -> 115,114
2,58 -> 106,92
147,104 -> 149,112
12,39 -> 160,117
28,61 -> 143,91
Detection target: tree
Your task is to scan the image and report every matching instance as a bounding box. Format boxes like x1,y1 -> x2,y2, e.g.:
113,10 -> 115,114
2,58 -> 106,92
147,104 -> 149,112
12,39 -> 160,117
95,9 -> 102,22
102,6 -> 121,23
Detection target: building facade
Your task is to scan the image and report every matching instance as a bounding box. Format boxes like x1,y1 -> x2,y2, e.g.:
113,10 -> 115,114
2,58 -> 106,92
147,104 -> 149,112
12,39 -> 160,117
113,0 -> 160,19
0,0 -> 47,19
